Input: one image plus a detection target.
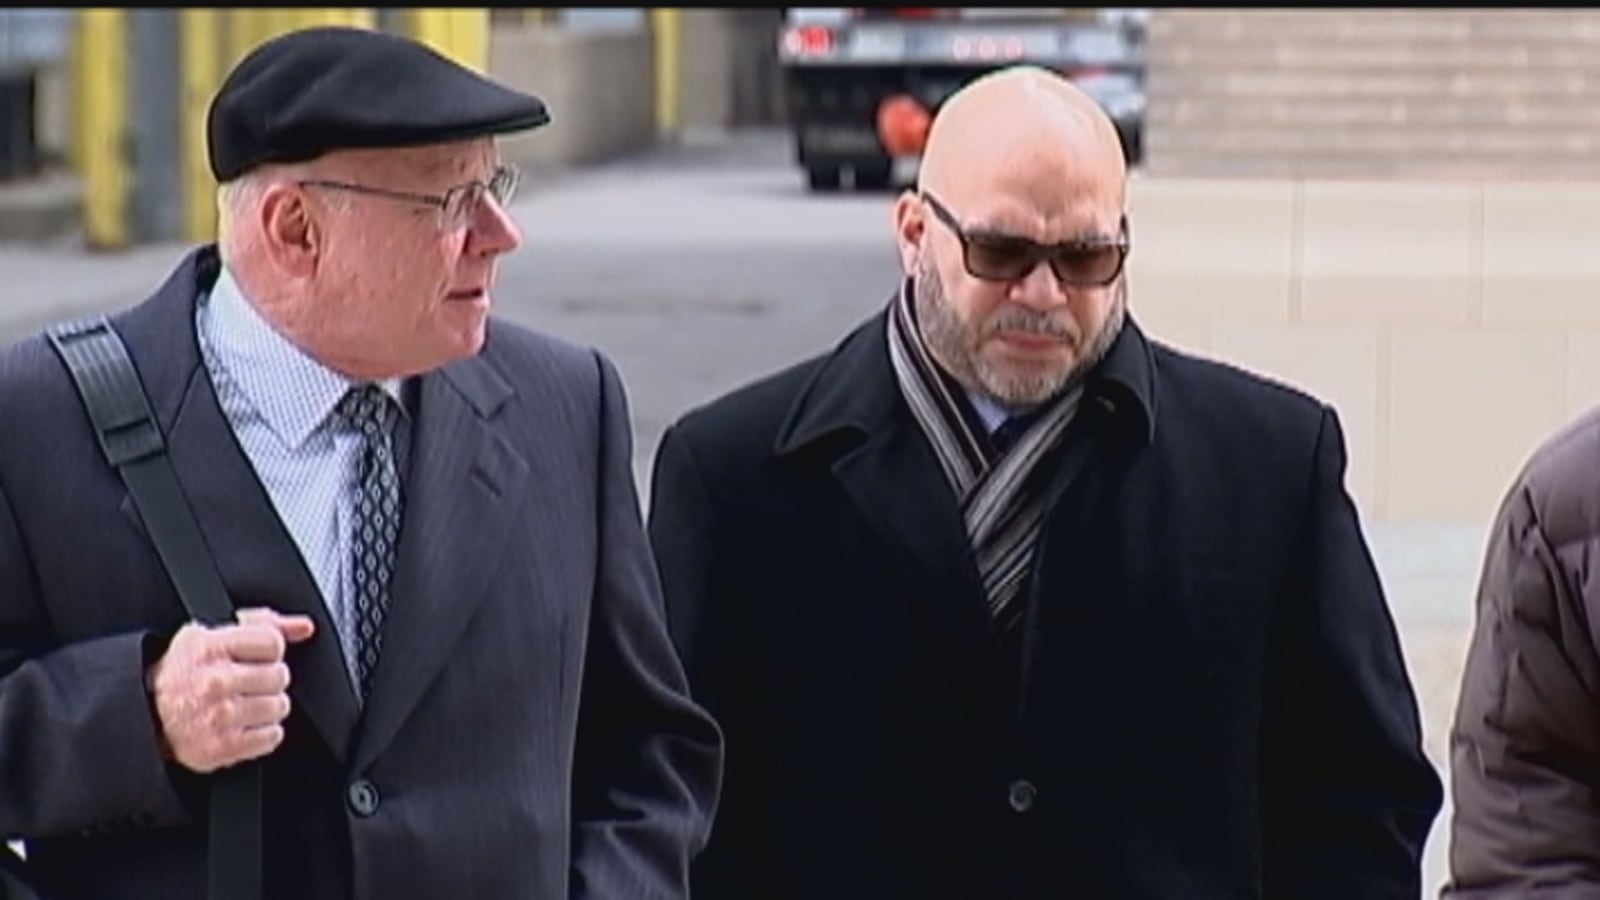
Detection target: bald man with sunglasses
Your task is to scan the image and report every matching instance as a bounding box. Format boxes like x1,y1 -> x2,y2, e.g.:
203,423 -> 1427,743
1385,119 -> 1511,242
646,65 -> 1440,899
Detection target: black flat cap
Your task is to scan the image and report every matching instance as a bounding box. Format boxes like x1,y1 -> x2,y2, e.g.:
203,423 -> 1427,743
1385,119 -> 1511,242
207,26 -> 550,181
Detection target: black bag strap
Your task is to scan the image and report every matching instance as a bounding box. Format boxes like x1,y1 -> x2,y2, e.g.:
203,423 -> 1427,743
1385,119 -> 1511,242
45,315 -> 261,900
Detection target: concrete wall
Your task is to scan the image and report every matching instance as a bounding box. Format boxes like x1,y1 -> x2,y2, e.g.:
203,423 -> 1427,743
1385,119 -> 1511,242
1127,175 -> 1600,525
34,59 -> 67,164
1146,9 -> 1600,179
680,8 -> 786,130
488,22 -> 656,169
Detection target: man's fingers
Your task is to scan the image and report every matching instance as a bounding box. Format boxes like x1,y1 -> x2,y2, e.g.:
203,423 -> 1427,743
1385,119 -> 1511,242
223,694 -> 292,731
233,607 -> 278,628
277,615 -> 315,644
232,724 -> 286,763
223,623 -> 288,664
232,661 -> 292,697
235,608 -> 316,644
153,616 -> 303,773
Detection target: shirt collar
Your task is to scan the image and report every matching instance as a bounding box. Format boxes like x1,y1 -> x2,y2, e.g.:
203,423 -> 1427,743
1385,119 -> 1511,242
204,265 -> 404,449
965,389 -> 1037,434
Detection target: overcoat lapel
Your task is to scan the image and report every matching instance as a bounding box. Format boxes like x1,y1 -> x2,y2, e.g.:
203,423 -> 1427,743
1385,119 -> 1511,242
776,313 -> 1007,690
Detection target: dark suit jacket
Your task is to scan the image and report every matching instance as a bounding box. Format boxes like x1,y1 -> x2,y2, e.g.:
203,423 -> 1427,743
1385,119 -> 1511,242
0,246 -> 723,899
647,308 -> 1442,900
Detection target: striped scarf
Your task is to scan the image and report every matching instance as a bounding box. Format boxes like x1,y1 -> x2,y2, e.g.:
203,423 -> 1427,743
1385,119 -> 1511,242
886,281 -> 1081,632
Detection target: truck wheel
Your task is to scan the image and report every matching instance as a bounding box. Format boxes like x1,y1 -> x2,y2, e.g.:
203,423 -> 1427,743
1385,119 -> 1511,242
850,161 -> 893,192
807,164 -> 842,192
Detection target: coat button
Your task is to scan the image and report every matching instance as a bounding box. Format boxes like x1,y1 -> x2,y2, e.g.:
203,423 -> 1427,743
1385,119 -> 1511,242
347,778 -> 381,817
1008,779 -> 1037,813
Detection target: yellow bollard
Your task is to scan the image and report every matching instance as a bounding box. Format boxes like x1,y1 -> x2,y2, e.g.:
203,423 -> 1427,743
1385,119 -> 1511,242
652,8 -> 682,136
180,8 -> 375,244
288,8 -> 376,31
76,8 -> 128,250
224,9 -> 374,70
179,8 -> 221,244
224,9 -> 271,69
406,9 -> 489,73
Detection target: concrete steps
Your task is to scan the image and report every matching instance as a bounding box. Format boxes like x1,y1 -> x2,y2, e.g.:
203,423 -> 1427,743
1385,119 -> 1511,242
1144,9 -> 1600,179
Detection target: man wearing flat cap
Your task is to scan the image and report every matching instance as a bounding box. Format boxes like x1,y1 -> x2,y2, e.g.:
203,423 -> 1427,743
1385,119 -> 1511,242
0,25 -> 722,900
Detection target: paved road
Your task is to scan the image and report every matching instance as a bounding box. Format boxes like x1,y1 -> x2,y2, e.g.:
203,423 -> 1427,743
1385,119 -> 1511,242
0,127 -> 1477,896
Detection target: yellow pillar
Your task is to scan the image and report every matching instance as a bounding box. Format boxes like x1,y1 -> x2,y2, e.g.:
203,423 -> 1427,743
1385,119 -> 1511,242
293,8 -> 375,30
76,9 -> 128,250
405,9 -> 490,72
180,8 -> 221,244
652,8 -> 682,136
224,8 -> 375,69
225,9 -> 271,69
176,8 -> 374,244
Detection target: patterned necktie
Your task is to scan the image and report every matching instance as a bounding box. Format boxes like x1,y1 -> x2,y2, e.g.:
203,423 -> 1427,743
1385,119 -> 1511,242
337,384 -> 402,698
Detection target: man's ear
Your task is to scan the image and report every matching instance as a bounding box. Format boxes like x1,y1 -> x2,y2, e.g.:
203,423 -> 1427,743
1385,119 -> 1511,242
891,188 -> 926,276
259,184 -> 320,279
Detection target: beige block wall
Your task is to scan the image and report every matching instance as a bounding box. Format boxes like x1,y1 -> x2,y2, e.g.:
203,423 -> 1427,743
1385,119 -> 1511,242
488,23 -> 656,169
1128,176 -> 1596,525
679,9 -> 788,129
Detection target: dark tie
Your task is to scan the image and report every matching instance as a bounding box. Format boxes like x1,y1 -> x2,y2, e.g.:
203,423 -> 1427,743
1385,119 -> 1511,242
990,415 -> 1033,457
337,384 -> 402,698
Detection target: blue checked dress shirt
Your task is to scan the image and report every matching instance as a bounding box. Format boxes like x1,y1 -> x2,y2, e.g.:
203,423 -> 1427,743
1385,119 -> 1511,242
195,266 -> 405,697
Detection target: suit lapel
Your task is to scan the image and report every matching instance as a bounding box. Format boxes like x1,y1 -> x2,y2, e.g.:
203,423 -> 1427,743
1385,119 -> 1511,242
352,356 -> 529,770
777,310 -> 1006,685
114,247 -> 361,762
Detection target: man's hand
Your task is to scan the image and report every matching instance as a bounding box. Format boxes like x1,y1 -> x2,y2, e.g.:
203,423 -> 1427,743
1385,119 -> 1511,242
145,607 -> 315,773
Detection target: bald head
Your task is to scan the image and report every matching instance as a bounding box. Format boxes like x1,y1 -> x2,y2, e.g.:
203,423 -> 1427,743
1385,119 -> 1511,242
890,65 -> 1132,410
918,66 -> 1126,209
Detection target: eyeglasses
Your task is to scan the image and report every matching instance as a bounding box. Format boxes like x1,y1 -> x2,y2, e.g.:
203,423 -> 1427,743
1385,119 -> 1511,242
921,191 -> 1129,287
297,164 -> 521,229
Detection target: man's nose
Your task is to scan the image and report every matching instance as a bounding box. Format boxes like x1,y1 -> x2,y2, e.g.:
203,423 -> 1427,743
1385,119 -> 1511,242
467,195 -> 522,255
1007,256 -> 1070,310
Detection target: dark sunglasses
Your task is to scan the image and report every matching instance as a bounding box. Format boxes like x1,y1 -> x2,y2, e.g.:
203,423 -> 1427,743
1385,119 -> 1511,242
922,191 -> 1129,287
297,164 -> 520,229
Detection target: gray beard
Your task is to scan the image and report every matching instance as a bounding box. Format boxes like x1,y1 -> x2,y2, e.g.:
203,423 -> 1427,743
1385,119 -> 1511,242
912,262 -> 1126,409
